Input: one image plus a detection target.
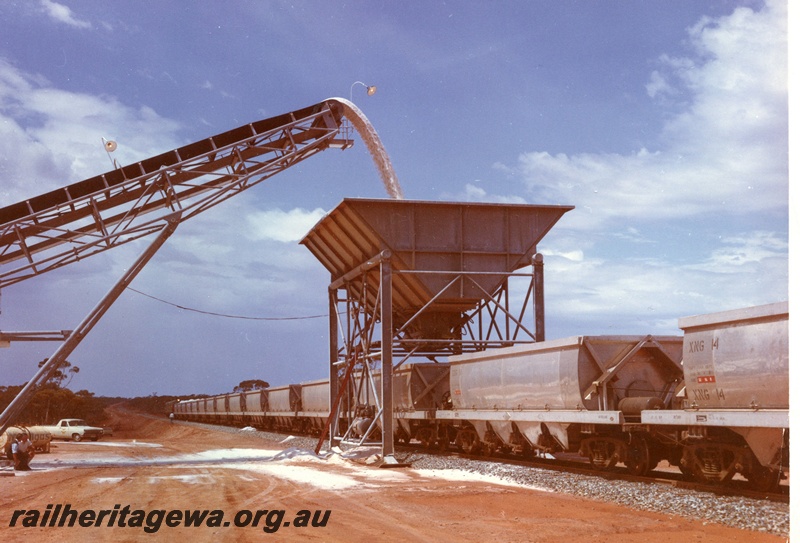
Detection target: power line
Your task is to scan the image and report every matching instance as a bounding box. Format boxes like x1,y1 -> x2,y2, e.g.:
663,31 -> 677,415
126,287 -> 327,321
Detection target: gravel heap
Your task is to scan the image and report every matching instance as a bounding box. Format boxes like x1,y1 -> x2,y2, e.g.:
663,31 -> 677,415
186,421 -> 790,537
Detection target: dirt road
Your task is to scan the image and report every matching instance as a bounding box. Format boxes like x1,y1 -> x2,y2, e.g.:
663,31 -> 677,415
0,409 -> 786,542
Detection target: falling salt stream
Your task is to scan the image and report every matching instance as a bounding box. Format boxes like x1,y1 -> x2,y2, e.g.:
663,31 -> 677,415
328,97 -> 404,200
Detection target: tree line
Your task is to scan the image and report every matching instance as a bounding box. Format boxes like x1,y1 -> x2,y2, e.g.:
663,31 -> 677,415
0,359 -> 111,425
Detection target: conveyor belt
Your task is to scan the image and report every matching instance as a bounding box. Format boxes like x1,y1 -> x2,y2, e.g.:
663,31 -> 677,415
0,100 -> 352,287
0,101 -> 344,226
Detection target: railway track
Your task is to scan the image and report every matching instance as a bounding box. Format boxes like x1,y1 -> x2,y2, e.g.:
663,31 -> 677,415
152,417 -> 789,535
169,415 -> 788,505
394,442 -> 790,504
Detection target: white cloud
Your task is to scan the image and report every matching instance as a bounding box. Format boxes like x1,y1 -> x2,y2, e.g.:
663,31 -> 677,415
0,59 -> 183,204
40,0 -> 91,29
539,248 -> 583,262
514,1 -> 787,230
246,207 -> 327,243
520,1 -> 788,337
690,231 -> 788,271
98,201 -> 333,319
645,70 -> 673,99
444,182 -> 527,204
542,229 -> 788,337
0,57 -> 330,343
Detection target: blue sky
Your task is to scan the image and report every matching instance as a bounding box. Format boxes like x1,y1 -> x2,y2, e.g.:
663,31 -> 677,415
0,1 -> 789,397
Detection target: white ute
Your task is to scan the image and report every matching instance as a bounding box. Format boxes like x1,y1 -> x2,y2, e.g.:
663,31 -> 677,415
41,419 -> 104,442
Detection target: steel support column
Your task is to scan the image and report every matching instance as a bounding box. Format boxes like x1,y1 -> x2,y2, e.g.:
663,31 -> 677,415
327,277 -> 340,449
533,253 -> 545,342
0,214 -> 181,435
379,252 -> 397,464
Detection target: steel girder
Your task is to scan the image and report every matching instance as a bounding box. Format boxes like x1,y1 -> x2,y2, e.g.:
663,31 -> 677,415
0,100 -> 351,432
0,216 -> 180,435
0,101 -> 351,289
323,252 -> 546,463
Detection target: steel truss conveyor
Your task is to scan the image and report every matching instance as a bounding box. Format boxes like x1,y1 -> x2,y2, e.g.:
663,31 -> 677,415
0,98 -> 392,435
0,100 -> 358,288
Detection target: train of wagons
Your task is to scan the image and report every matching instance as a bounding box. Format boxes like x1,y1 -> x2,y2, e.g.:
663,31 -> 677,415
171,301 -> 788,491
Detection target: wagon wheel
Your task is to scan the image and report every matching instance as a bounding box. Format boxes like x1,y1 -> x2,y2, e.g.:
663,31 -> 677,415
415,427 -> 436,449
455,428 -> 482,455
677,462 -> 694,480
587,440 -> 618,471
395,428 -> 411,445
624,436 -> 650,476
748,466 -> 782,492
483,441 -> 499,457
437,427 -> 452,452
588,454 -> 617,471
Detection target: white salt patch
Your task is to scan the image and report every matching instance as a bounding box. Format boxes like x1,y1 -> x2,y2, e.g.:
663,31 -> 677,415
326,454 -> 352,467
94,473 -> 256,485
170,447 -> 325,464
36,447 -> 329,472
414,469 -> 551,492
338,446 -> 381,460
38,455 -> 131,466
62,440 -> 162,448
270,447 -> 327,463
321,455 -> 409,482
224,463 -> 362,490
93,477 -> 125,484
147,474 -> 215,484
353,467 -> 410,482
38,445 -> 418,491
174,448 -> 278,462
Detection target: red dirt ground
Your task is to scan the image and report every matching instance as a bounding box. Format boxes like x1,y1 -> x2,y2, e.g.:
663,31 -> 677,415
0,408 -> 787,542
